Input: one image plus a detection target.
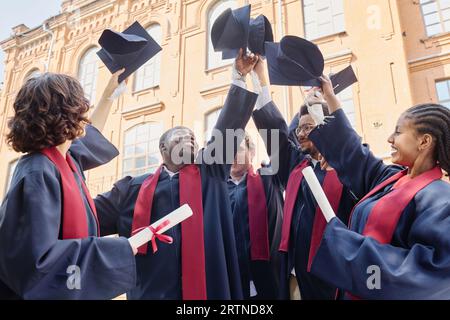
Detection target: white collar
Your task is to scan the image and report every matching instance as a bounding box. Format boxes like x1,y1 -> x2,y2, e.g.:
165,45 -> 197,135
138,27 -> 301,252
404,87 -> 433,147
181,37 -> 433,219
228,172 -> 248,186
162,165 -> 179,179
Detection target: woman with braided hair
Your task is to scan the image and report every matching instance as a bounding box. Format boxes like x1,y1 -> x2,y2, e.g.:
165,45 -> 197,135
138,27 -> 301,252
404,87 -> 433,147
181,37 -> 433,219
303,75 -> 450,299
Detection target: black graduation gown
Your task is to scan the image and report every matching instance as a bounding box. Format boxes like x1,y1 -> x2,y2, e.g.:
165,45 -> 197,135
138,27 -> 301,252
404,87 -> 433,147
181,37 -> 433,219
0,125 -> 137,300
252,101 -> 357,300
95,84 -> 258,300
227,168 -> 283,299
308,109 -> 450,299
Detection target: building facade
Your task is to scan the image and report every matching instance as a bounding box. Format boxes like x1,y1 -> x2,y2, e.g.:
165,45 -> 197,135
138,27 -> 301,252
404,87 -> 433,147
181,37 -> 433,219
0,0 -> 449,197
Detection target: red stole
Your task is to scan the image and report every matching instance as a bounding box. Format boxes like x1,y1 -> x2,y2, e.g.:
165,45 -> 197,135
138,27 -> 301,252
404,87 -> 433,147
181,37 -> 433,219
246,167 -> 270,261
41,147 -> 100,239
353,166 -> 443,244
279,159 -> 343,271
346,166 -> 443,300
131,164 -> 207,300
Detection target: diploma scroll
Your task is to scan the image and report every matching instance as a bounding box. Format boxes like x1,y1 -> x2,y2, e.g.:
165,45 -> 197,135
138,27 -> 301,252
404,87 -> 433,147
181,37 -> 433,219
302,166 -> 336,223
128,204 -> 193,248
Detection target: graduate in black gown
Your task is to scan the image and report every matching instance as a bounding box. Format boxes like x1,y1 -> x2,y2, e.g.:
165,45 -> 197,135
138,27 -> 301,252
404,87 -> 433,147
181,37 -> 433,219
0,71 -> 138,300
306,75 -> 450,299
94,50 -> 260,300
251,59 -> 357,300
227,132 -> 283,299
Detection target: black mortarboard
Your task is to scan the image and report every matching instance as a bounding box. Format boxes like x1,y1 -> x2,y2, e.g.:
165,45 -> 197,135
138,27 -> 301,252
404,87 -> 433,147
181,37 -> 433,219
329,65 -> 358,94
248,15 -> 273,56
97,21 -> 162,83
211,5 -> 251,60
265,35 -> 324,86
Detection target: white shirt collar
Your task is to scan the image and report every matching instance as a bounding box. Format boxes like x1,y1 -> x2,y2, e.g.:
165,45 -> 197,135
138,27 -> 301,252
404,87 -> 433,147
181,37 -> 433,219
228,172 -> 248,186
162,165 -> 179,179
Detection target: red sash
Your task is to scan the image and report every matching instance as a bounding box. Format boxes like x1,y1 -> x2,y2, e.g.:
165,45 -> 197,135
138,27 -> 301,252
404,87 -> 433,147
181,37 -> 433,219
131,165 -> 207,300
279,159 -> 343,274
307,169 -> 343,272
41,147 -> 100,239
346,166 -> 443,300
349,166 -> 442,243
246,167 -> 270,261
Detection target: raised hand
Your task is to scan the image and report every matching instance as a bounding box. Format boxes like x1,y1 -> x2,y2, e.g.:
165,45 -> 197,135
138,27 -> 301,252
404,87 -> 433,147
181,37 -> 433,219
319,74 -> 342,113
319,74 -> 335,100
253,55 -> 268,87
235,49 -> 259,77
103,68 -> 127,99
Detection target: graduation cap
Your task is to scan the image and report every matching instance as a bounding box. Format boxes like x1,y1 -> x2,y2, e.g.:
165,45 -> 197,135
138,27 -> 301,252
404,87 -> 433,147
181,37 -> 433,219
97,21 -> 162,83
248,15 -> 274,56
329,65 -> 358,95
266,36 -> 358,93
211,5 -> 251,60
265,35 -> 324,86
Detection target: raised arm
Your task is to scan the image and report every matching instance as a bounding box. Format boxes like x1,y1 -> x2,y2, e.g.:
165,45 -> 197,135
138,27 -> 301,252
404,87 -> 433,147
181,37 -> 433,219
69,125 -> 119,172
200,50 -> 258,179
307,77 -> 401,198
89,69 -> 126,132
69,70 -> 127,172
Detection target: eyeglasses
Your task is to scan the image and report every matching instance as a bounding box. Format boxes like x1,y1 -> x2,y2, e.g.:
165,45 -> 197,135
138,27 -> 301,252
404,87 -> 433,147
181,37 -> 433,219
295,124 -> 316,136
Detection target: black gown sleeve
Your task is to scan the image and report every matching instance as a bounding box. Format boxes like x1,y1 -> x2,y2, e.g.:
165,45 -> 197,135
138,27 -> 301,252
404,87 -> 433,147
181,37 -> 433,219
253,102 -> 306,187
308,109 -> 402,198
69,125 -> 119,172
199,85 -> 258,180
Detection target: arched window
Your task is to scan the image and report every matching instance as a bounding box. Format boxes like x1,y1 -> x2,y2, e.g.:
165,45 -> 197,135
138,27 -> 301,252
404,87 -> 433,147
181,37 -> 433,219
134,24 -> 162,91
78,47 -> 99,103
123,122 -> 164,177
207,0 -> 238,70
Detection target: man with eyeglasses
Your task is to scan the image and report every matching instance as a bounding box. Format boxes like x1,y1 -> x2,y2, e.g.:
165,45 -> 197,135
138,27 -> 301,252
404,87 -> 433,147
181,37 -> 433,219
251,59 -> 358,300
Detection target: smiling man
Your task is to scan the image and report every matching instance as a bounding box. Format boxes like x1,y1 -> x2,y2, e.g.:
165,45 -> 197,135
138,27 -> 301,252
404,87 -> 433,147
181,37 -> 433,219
250,61 -> 358,300
94,51 -> 260,300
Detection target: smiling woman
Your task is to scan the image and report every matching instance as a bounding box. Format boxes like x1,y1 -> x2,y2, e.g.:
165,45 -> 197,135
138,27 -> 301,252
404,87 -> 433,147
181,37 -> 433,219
304,75 -> 450,300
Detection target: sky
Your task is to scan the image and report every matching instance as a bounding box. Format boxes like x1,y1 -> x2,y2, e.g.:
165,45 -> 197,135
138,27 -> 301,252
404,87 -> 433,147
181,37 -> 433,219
0,0 -> 63,85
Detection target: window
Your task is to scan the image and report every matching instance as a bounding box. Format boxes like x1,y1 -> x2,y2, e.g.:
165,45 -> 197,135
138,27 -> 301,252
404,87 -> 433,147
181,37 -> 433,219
303,0 -> 345,40
420,0 -> 450,36
207,0 -> 238,70
134,24 -> 162,91
435,79 -> 450,108
338,86 -> 357,127
204,108 -> 222,144
6,159 -> 19,193
78,47 -> 99,103
123,123 -> 164,177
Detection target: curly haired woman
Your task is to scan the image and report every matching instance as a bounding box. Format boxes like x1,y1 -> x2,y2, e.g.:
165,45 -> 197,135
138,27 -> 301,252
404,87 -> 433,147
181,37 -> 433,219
0,71 -> 137,300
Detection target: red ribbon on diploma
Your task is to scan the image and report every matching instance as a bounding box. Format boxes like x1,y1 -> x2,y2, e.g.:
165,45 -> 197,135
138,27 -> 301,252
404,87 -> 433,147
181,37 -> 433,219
131,219 -> 174,253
